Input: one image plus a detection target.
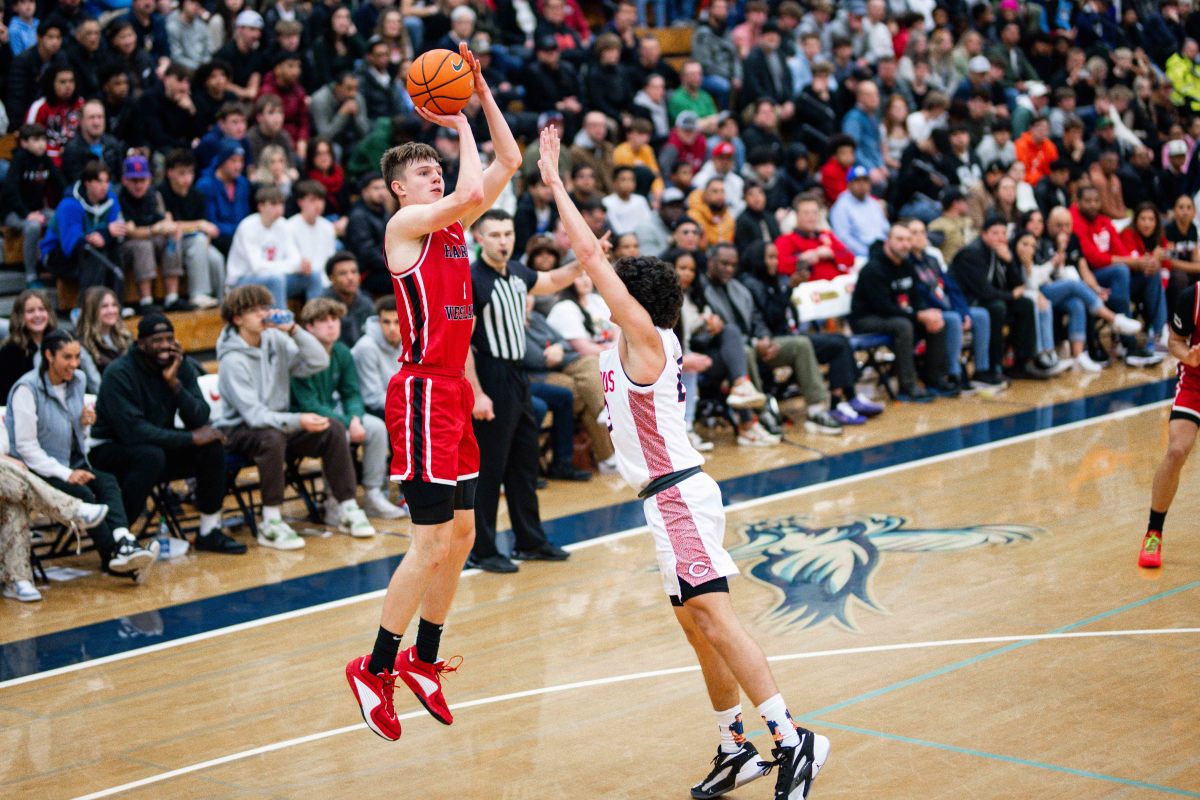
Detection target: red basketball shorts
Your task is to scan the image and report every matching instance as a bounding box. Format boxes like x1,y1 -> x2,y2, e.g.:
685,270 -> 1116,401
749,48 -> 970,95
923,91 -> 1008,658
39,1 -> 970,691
385,366 -> 479,485
1172,377 -> 1200,425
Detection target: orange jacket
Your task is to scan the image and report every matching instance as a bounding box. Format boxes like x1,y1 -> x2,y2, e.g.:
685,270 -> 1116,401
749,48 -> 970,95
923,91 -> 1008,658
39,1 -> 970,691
1014,133 -> 1058,186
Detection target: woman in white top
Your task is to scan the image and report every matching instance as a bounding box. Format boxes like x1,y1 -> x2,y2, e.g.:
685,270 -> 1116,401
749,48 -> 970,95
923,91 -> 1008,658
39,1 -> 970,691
0,421 -> 108,602
546,273 -> 615,355
881,94 -> 912,173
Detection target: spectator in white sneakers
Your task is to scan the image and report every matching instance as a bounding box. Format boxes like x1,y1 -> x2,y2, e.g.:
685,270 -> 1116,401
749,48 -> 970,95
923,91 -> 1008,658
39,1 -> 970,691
214,285 -> 374,547
0,417 -> 110,602
4,330 -> 157,582
291,298 -> 404,521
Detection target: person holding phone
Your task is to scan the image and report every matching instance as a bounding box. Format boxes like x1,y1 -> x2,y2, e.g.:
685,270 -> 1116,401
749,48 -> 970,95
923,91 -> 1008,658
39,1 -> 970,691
213,284 -> 374,549
90,313 -> 245,555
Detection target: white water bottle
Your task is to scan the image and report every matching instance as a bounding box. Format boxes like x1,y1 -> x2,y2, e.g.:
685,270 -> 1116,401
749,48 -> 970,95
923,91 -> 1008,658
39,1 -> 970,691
157,517 -> 170,560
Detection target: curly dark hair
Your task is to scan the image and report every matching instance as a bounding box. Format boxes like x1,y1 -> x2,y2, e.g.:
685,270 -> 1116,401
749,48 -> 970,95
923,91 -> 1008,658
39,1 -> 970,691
613,256 -> 682,329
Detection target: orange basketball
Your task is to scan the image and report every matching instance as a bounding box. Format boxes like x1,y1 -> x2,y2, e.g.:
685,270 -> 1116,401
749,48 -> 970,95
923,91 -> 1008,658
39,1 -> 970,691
407,49 -> 475,115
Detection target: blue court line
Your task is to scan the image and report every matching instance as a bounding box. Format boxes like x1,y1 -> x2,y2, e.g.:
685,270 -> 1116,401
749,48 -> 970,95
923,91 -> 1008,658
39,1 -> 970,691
801,580 -> 1200,720
805,720 -> 1200,797
0,378 -> 1177,682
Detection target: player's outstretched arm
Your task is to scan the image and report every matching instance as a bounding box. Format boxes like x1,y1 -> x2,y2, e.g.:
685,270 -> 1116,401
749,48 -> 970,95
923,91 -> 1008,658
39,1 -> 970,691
387,106 -> 484,247
537,126 -> 662,361
461,43 -> 522,231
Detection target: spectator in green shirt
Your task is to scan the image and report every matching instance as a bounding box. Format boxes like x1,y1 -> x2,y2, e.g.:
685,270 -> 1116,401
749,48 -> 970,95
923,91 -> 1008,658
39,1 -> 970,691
291,297 -> 408,521
668,61 -> 719,132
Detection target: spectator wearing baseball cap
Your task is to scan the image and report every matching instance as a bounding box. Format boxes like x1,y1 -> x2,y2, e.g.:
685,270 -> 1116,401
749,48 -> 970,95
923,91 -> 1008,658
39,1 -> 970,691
119,154 -> 192,312
90,312 -> 245,557
692,139 -> 746,217
928,187 -> 976,264
196,139 -> 253,255
632,186 -> 687,258
216,9 -> 267,102
829,165 -> 889,258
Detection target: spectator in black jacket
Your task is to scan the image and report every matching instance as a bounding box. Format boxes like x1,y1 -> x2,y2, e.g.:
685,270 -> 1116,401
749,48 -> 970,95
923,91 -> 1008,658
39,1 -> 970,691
90,313 -> 243,555
347,175 -> 392,296
356,36 -> 404,120
61,100 -> 125,185
7,19 -> 67,127
742,23 -> 796,119
3,125 -> 64,285
66,18 -> 104,100
848,224 -> 946,402
129,62 -> 205,154
734,181 -> 780,253
1034,159 -> 1071,217
583,34 -> 632,123
949,214 -> 1048,380
514,171 -> 559,257
522,36 -> 583,119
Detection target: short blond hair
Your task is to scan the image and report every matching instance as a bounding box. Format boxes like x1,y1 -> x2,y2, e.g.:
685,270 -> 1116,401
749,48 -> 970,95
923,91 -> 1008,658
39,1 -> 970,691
299,297 -> 347,327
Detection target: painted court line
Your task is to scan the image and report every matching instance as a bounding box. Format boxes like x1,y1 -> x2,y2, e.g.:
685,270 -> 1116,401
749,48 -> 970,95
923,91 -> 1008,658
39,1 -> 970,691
67,627 -> 1200,800
2,397 -> 1170,691
806,720 -> 1200,798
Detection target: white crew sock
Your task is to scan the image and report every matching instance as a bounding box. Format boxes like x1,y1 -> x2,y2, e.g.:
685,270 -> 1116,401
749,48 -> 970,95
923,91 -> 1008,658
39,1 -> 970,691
165,292 -> 179,305
339,498 -> 358,516
716,704 -> 745,754
198,512 -> 222,536
757,693 -> 799,748
262,505 -> 282,522
113,527 -> 134,543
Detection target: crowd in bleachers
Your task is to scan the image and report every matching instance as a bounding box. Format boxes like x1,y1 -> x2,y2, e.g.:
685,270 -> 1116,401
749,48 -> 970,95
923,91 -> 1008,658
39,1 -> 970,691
1,0 -> 1196,596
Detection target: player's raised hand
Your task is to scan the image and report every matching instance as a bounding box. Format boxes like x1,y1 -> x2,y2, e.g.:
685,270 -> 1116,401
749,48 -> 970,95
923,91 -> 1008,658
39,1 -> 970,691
415,105 -> 467,130
538,125 -> 562,188
459,41 -> 485,87
1182,344 -> 1200,368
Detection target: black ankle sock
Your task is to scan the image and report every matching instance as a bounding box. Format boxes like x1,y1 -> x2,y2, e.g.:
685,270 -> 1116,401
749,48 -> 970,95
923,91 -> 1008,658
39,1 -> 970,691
1149,510 -> 1166,534
368,626 -> 402,674
416,618 -> 444,664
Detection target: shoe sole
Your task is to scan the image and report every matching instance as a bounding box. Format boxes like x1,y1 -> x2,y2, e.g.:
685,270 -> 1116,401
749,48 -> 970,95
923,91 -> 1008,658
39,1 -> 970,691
801,736 -> 831,798
398,671 -> 454,726
342,525 -> 378,538
727,395 -> 767,410
804,421 -> 844,435
109,548 -> 154,575
345,662 -> 402,741
256,535 -> 305,550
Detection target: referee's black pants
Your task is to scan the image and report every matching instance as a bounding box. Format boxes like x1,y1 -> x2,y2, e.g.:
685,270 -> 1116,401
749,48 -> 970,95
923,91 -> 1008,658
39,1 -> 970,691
471,357 -> 552,560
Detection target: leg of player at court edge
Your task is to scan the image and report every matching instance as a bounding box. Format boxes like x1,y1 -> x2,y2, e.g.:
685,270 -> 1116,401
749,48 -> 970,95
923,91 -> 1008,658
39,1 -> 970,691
407,510 -> 476,666
1143,418 -> 1198,567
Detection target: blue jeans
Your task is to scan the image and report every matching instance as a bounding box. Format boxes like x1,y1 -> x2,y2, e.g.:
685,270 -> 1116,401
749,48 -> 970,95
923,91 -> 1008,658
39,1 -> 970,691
1040,279 -> 1102,343
701,75 -> 731,110
682,370 -> 699,425
1130,269 -> 1167,339
943,308 -> 992,376
1093,264 -> 1135,348
233,272 -> 323,309
531,380 -> 575,469
1033,299 -> 1055,353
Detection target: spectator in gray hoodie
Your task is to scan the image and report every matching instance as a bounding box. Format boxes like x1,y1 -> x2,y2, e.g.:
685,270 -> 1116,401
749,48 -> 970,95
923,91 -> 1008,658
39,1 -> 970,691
214,284 -> 371,550
350,295 -> 403,420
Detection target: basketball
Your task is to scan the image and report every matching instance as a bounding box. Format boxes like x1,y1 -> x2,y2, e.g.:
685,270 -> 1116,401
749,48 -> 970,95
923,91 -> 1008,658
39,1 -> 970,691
407,48 -> 475,115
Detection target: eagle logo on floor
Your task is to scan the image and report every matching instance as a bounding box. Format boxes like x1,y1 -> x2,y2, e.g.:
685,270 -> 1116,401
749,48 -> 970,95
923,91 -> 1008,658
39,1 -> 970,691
727,514 -> 1041,632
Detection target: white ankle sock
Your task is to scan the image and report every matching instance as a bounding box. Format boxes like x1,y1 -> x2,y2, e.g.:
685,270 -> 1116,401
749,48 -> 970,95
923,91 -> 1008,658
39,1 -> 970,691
198,512 -> 222,536
757,693 -> 799,748
165,293 -> 179,304
339,498 -> 358,515
716,704 -> 745,754
113,527 -> 134,543
262,505 -> 282,522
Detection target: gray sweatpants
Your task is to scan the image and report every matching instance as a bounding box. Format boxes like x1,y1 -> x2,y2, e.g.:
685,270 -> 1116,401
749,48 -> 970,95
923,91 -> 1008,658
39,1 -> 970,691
5,211 -> 45,280
180,233 -> 226,299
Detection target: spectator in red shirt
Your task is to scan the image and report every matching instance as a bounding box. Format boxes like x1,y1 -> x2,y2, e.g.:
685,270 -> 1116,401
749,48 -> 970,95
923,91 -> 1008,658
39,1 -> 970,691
820,135 -> 856,205
775,196 -> 855,279
1070,186 -> 1165,365
259,51 -> 309,157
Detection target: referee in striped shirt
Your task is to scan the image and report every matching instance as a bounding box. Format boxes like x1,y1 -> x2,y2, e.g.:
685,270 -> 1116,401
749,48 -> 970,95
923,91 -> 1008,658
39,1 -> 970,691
466,209 -> 584,573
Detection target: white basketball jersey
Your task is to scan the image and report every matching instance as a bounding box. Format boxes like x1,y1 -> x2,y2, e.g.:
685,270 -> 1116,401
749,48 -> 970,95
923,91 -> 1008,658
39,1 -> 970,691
599,328 -> 705,492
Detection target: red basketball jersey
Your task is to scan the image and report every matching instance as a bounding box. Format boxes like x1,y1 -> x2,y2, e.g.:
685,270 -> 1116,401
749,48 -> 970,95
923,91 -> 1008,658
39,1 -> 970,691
388,220 -> 474,371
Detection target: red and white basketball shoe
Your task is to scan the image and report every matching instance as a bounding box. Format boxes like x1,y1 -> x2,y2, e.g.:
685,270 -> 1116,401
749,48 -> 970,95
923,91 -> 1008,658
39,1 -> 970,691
345,655 -> 402,740
1138,531 -> 1163,569
396,646 -> 461,725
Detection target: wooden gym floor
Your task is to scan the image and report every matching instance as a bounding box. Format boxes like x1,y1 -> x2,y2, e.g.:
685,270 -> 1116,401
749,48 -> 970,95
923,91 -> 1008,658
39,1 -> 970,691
1,364 -> 1197,799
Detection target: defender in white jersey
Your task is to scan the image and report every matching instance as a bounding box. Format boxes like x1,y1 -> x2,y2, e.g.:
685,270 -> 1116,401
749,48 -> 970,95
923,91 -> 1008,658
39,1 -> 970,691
540,127 -> 830,800
599,328 -> 739,597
